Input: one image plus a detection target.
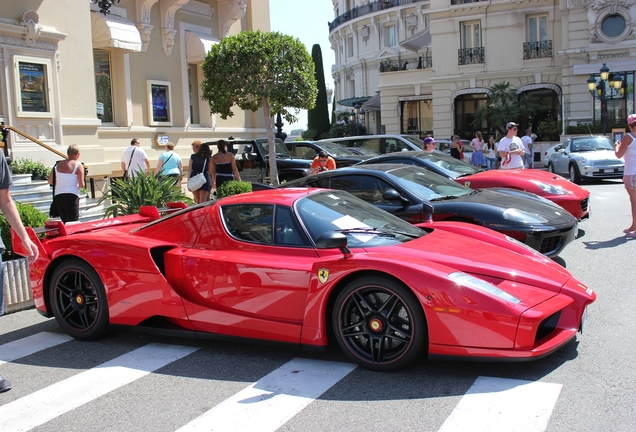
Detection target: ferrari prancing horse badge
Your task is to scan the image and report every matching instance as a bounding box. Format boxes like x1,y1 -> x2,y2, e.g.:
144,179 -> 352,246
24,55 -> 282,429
318,269 -> 329,284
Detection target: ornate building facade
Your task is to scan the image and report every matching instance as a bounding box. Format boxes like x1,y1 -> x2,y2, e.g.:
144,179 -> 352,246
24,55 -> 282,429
0,0 -> 267,177
329,0 -> 636,141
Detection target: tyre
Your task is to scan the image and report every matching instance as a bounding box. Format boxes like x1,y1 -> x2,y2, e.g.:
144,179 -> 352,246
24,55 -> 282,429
569,164 -> 582,184
49,259 -> 109,340
332,276 -> 427,371
547,162 -> 555,174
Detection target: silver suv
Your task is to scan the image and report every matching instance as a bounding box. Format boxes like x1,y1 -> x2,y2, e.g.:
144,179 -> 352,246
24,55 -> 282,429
319,134 -> 422,154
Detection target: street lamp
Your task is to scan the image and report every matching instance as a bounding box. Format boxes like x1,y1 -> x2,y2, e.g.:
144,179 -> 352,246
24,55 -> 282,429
349,103 -> 365,136
587,63 -> 625,135
90,0 -> 120,16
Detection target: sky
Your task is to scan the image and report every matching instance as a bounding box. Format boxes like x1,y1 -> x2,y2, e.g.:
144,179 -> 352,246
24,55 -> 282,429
269,0 -> 336,134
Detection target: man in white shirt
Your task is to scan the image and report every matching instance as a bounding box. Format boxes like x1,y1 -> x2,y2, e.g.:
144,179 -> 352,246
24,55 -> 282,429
120,138 -> 150,178
521,128 -> 534,169
497,122 -> 525,169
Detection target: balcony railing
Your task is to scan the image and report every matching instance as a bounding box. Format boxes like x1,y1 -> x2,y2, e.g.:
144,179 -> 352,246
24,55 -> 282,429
379,56 -> 433,72
523,40 -> 552,59
329,0 -> 426,32
458,47 -> 484,65
451,0 -> 487,5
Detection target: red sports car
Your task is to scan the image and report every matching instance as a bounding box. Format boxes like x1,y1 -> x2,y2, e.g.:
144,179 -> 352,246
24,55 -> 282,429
357,151 -> 591,220
13,189 -> 595,371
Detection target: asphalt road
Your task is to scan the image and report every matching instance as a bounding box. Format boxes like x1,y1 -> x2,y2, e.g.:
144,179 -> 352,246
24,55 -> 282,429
0,179 -> 634,432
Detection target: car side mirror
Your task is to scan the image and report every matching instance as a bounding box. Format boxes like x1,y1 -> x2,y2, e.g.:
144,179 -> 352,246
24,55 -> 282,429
382,189 -> 410,205
315,231 -> 351,255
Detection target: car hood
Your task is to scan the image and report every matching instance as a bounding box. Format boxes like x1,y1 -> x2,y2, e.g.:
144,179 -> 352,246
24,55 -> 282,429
431,189 -> 576,228
571,149 -> 624,163
395,229 -> 571,293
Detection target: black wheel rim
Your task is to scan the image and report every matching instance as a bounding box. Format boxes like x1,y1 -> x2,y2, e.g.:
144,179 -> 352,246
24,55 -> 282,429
338,286 -> 414,365
53,269 -> 100,333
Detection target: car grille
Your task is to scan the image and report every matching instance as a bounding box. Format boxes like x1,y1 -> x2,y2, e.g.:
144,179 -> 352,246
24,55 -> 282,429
539,236 -> 563,255
580,197 -> 589,212
535,311 -> 562,343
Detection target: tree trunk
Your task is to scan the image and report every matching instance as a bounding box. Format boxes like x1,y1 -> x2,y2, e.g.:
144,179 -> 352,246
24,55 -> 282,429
262,97 -> 279,185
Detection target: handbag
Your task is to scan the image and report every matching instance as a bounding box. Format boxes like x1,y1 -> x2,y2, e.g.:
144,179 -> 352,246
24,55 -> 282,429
187,158 -> 208,191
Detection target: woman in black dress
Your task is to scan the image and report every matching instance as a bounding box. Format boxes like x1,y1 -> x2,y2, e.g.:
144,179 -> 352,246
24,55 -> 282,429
187,141 -> 212,204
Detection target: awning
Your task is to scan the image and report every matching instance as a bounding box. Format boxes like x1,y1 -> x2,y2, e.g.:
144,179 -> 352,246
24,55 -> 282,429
91,12 -> 141,52
361,93 -> 381,111
337,96 -> 371,107
186,31 -> 220,64
400,29 -> 431,52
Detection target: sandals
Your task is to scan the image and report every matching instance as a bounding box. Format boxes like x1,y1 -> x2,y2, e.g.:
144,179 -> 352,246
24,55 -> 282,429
623,228 -> 635,233
626,231 -> 636,238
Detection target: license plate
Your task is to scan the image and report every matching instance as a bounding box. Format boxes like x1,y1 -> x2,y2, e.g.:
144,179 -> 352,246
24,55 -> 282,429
599,169 -> 605,173
580,305 -> 589,333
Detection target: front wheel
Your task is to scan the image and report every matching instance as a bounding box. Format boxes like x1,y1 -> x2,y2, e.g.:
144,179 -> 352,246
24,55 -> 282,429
332,276 -> 427,371
547,162 -> 555,174
49,259 -> 109,340
569,164 -> 582,184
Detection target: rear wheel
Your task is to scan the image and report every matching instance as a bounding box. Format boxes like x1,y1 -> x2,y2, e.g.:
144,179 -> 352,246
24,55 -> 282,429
569,164 -> 582,184
332,276 -> 427,371
49,259 -> 109,340
547,162 -> 555,174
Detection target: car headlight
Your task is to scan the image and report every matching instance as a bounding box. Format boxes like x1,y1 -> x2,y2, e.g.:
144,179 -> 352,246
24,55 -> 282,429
577,157 -> 589,166
503,208 -> 548,223
529,180 -> 568,195
448,272 -> 520,304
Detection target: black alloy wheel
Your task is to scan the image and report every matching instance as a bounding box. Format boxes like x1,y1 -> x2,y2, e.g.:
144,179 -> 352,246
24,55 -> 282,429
49,259 -> 109,340
332,276 -> 426,371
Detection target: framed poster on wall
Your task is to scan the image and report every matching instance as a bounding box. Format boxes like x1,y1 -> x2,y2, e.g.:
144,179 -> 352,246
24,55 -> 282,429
13,56 -> 54,118
612,128 -> 625,143
147,80 -> 173,126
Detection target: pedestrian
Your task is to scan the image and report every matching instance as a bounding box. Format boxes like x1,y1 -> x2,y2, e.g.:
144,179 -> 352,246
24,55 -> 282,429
615,114 -> 636,237
497,122 -> 525,169
187,141 -> 212,204
0,148 -> 39,393
155,142 -> 182,185
310,150 -> 336,174
48,145 -> 85,223
211,140 -> 241,191
483,135 -> 498,170
120,138 -> 150,179
521,128 -> 534,169
470,131 -> 485,167
422,136 -> 437,152
450,135 -> 463,160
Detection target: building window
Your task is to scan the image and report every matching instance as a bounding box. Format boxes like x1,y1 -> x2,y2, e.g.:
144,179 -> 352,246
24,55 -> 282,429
93,50 -> 113,123
601,14 -> 626,38
147,80 -> 173,126
400,100 -> 433,137
384,24 -> 397,47
524,15 -> 552,59
347,37 -> 354,58
454,93 -> 488,139
13,56 -> 54,118
461,21 -> 480,49
188,64 -> 200,125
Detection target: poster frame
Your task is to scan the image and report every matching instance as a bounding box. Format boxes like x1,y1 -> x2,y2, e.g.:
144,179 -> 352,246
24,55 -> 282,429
13,56 -> 54,118
147,80 -> 173,126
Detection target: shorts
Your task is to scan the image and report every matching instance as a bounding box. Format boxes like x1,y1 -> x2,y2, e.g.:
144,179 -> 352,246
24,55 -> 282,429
624,174 -> 636,190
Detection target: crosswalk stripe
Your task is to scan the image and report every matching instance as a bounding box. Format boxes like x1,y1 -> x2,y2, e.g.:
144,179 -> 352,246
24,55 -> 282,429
176,357 -> 357,432
438,376 -> 562,432
0,332 -> 73,364
0,343 -> 199,432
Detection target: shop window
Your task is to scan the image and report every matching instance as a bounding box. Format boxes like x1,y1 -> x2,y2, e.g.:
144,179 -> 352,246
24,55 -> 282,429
188,64 -> 200,125
93,50 -> 113,123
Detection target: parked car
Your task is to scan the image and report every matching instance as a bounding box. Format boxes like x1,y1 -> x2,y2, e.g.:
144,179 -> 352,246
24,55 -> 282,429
356,151 -> 591,221
206,138 -> 310,183
284,140 -> 370,167
12,189 -> 595,371
320,134 -> 423,154
346,147 -> 381,156
547,136 -> 624,183
434,139 -> 475,162
543,143 -> 566,167
280,164 -> 579,257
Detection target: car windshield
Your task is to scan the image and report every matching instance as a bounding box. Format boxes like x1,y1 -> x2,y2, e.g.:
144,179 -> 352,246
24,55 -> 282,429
296,190 -> 424,247
415,151 -> 480,178
319,142 -> 361,157
256,138 -> 291,157
385,165 -> 473,201
351,147 -> 381,156
570,137 -> 615,152
401,135 -> 424,149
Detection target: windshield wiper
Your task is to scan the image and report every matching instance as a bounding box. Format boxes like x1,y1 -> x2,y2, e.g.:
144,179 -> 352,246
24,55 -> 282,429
338,228 -> 396,237
429,195 -> 459,202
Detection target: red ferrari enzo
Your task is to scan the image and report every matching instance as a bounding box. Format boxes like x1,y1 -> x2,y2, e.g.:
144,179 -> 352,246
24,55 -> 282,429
13,189 -> 595,371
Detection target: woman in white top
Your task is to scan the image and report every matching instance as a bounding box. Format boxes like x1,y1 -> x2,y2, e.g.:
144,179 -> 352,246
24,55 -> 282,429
616,114 -> 636,237
482,135 -> 498,170
48,145 -> 85,223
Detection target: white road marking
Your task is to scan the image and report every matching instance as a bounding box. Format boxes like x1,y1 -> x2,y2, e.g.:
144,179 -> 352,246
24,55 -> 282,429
176,357 -> 357,432
0,332 -> 73,364
0,343 -> 199,432
438,376 -> 562,432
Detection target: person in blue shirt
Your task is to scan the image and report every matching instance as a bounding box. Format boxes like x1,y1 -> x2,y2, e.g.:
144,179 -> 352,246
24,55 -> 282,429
155,142 -> 183,185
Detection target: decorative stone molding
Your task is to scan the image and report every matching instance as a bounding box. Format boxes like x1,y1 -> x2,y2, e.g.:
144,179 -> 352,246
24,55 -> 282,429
218,0 -> 247,37
345,67 -> 354,79
586,0 -> 636,43
567,0 -> 587,7
136,0 -> 159,51
0,33 -> 58,52
405,13 -> 418,36
598,51 -> 631,58
137,23 -> 153,51
160,0 -> 189,55
360,25 -> 370,45
21,10 -> 41,47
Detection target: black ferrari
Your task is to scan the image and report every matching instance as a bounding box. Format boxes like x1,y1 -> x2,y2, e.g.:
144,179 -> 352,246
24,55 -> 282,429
280,164 -> 578,257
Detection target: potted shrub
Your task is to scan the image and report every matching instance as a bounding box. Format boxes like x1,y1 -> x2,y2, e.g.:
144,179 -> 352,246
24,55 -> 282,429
216,180 -> 253,198
10,158 -> 52,180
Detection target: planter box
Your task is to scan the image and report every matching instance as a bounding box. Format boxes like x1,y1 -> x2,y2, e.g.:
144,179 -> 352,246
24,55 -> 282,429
2,258 -> 33,314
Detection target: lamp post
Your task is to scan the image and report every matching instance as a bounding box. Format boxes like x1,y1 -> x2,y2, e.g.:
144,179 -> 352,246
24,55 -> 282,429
90,0 -> 120,16
349,103 -> 365,136
587,63 -> 624,136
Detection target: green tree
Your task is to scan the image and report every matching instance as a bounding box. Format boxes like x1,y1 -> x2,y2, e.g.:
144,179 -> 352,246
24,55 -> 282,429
471,82 -> 546,136
201,31 -> 317,185
307,44 -> 330,140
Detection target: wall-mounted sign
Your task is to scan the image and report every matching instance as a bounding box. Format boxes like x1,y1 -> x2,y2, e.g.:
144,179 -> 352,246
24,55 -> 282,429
155,134 -> 170,146
147,80 -> 173,126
